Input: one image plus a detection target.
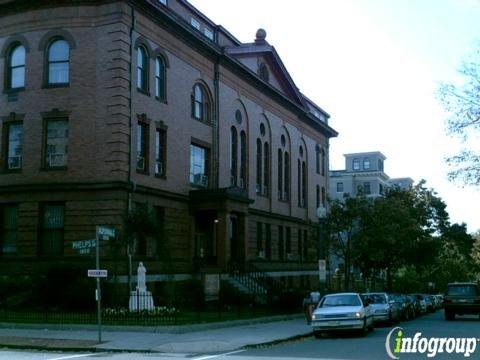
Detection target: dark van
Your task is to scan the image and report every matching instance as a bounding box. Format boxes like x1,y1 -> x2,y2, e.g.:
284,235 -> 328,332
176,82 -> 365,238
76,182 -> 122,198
444,282 -> 480,320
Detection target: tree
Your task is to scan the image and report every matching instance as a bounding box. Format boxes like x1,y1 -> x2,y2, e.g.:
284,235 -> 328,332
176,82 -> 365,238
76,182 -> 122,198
325,194 -> 369,290
438,48 -> 480,186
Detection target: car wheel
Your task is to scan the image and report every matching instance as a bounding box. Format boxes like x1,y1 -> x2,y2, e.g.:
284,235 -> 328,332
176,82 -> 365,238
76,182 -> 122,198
314,331 -> 323,339
445,310 -> 455,321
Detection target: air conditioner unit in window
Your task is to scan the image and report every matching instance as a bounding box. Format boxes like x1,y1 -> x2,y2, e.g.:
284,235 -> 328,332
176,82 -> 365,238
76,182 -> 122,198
48,153 -> 66,167
261,185 -> 268,196
8,156 -> 21,169
193,173 -> 208,187
258,250 -> 265,259
155,161 -> 163,175
136,156 -> 145,170
256,184 -> 261,193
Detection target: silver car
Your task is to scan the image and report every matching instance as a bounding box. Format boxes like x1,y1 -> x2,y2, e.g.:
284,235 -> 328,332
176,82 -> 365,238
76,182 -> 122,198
311,292 -> 374,337
362,292 -> 401,324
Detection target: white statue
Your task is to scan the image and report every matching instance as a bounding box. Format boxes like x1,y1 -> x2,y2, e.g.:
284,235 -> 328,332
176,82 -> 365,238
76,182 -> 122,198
137,262 -> 147,292
129,261 -> 154,311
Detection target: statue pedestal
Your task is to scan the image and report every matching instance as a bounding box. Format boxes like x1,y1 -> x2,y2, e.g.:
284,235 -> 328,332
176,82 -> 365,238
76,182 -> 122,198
129,290 -> 155,311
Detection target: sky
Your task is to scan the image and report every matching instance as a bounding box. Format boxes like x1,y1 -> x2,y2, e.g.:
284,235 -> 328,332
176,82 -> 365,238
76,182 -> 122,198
190,0 -> 480,233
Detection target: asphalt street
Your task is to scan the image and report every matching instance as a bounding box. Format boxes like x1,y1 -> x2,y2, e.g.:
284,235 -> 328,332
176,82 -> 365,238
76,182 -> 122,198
1,311 -> 480,360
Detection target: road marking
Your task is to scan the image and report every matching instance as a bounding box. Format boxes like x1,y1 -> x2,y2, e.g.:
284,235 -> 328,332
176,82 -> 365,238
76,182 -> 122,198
192,349 -> 246,360
47,354 -> 95,360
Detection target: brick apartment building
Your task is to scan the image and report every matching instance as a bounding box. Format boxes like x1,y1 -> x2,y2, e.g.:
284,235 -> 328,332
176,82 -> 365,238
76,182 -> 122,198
0,0 -> 337,294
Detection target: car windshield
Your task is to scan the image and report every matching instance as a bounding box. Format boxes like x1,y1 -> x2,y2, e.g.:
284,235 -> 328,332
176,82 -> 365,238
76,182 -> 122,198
447,285 -> 478,296
320,295 -> 361,307
363,294 -> 387,304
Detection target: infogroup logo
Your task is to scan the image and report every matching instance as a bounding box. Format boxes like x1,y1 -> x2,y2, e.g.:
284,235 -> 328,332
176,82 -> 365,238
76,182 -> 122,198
385,327 -> 479,359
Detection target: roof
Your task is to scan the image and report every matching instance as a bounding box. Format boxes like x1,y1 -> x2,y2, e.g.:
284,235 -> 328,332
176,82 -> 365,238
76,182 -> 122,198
344,151 -> 387,160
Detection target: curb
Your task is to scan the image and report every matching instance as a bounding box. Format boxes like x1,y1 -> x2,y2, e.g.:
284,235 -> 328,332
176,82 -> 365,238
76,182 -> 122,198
243,332 -> 313,349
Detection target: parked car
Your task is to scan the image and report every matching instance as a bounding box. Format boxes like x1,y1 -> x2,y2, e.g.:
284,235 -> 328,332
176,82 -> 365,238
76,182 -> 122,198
391,294 -> 415,320
311,292 -> 375,337
411,294 -> 427,315
435,294 -> 444,309
425,295 -> 436,313
362,292 -> 401,324
444,282 -> 480,321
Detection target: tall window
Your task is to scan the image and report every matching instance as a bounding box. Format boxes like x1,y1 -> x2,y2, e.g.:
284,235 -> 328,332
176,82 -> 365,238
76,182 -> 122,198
1,204 -> 18,254
315,146 -> 320,174
265,224 -> 271,259
316,185 -> 320,208
321,186 -> 326,206
47,39 -> 69,85
353,158 -> 360,170
278,149 -> 283,200
240,131 -> 246,189
137,46 -> 148,92
6,123 -> 23,170
45,119 -> 68,168
256,222 -> 263,256
302,161 -> 307,207
286,226 -> 291,256
230,127 -> 238,186
263,142 -> 269,195
378,159 -> 384,171
192,83 -> 210,122
39,203 -> 65,256
155,128 -> 166,176
337,182 -> 344,193
284,152 -> 290,201
321,148 -> 326,176
297,229 -> 302,261
363,158 -> 371,170
136,122 -> 148,172
155,56 -> 166,100
278,225 -> 284,260
256,139 -> 262,193
7,44 -> 25,89
190,144 -> 208,187
363,182 -> 371,195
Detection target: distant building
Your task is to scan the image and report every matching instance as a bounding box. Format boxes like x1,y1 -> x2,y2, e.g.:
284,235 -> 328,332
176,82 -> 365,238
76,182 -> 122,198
329,151 -> 413,201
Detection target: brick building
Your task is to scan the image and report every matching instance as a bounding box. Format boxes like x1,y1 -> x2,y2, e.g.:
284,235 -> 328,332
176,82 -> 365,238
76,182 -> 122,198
0,0 -> 337,294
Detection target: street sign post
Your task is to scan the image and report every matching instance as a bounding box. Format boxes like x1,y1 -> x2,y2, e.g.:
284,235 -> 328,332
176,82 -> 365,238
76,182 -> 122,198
92,226 -> 115,344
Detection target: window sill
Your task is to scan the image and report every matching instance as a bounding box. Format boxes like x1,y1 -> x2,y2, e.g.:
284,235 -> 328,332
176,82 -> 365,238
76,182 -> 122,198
40,166 -> 67,171
1,168 -> 22,174
3,87 -> 25,94
136,169 -> 150,176
137,88 -> 150,97
42,83 -> 70,89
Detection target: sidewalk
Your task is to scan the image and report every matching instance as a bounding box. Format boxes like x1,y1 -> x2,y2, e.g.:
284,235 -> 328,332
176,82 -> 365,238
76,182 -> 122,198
0,315 -> 313,354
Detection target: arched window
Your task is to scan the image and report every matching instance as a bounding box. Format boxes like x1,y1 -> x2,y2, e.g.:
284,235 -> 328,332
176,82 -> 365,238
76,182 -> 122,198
256,139 -> 262,193
240,131 -> 247,188
263,142 -> 270,195
302,161 -> 307,207
278,149 -> 283,200
321,148 -> 326,176
155,56 -> 166,100
230,126 -> 238,186
191,83 -> 211,122
7,44 -> 25,89
315,145 -> 320,174
284,152 -> 289,201
137,46 -> 148,91
47,39 -> 69,85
